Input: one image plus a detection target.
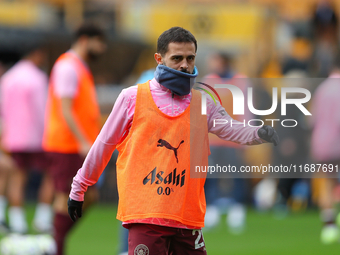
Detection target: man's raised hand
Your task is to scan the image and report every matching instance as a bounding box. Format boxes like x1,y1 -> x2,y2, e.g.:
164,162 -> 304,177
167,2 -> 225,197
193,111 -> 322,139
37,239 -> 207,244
258,125 -> 280,146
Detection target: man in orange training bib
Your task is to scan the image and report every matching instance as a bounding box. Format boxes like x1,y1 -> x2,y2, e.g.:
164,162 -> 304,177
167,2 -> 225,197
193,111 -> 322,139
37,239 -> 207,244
68,27 -> 279,254
43,23 -> 106,255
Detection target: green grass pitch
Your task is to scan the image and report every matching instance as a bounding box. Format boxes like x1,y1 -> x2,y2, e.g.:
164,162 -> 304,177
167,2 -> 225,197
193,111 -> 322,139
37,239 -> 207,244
5,204 -> 340,255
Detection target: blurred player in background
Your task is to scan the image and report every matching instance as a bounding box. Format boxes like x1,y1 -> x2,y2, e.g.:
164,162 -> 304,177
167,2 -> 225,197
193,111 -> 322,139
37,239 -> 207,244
203,52 -> 250,233
0,43 -> 54,234
311,55 -> 340,244
311,1 -> 339,77
68,27 -> 279,254
43,23 -> 106,255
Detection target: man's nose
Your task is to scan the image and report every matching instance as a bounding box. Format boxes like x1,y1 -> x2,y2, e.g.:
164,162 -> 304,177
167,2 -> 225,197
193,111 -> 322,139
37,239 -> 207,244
180,60 -> 189,69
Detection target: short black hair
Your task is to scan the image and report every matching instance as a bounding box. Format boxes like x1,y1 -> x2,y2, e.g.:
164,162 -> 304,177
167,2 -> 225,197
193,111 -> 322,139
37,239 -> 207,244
74,22 -> 105,41
217,52 -> 232,65
157,27 -> 197,55
22,36 -> 47,57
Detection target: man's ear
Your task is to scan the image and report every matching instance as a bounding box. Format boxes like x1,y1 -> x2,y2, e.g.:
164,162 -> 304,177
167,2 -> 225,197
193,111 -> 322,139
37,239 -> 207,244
154,53 -> 163,65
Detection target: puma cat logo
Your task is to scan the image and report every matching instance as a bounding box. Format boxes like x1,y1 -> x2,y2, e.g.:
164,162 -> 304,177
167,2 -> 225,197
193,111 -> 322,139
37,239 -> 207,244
157,139 -> 184,163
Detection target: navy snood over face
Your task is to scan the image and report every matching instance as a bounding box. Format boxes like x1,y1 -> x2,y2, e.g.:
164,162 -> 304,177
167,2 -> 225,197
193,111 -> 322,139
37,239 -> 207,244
154,64 -> 199,96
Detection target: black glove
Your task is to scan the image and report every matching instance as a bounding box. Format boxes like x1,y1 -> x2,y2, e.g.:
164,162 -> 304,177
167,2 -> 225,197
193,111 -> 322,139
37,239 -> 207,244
258,125 -> 280,146
67,198 -> 83,222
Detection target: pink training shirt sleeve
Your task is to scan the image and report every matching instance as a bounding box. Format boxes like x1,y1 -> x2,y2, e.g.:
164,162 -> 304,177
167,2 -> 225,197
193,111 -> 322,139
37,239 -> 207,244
51,58 -> 78,98
206,95 -> 264,145
70,88 -> 134,201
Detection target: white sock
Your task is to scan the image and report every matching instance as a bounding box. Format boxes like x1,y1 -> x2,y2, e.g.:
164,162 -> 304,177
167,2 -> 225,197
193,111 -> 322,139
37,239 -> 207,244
0,196 -> 7,222
33,203 -> 53,232
227,203 -> 246,234
204,205 -> 220,228
321,208 -> 335,224
8,206 -> 27,233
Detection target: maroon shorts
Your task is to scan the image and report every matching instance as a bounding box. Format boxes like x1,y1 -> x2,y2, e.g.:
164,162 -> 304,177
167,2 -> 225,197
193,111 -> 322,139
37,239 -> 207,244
47,152 -> 84,193
128,224 -> 207,255
11,152 -> 50,172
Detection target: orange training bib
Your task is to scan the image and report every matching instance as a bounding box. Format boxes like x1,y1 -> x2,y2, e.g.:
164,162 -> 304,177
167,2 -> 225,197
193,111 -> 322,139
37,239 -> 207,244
116,82 -> 209,228
43,52 -> 100,153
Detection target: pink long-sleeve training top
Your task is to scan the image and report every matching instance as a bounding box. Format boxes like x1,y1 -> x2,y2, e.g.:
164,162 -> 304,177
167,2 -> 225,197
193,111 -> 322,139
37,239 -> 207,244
311,73 -> 340,162
0,60 -> 48,152
70,78 -> 265,228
